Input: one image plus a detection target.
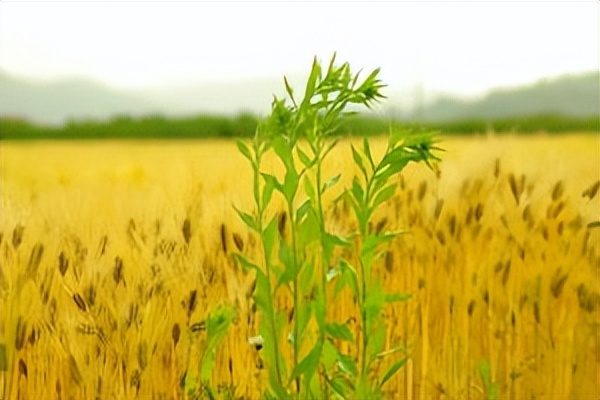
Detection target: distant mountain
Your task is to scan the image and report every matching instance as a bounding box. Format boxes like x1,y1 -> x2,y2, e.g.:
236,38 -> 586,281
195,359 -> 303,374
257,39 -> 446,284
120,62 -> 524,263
0,70 -> 597,125
0,72 -> 162,125
406,72 -> 599,122
131,76 -> 294,117
0,72 -> 295,125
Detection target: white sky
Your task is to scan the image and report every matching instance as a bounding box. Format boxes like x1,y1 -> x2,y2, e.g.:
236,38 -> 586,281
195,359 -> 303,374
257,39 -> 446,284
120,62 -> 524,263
0,1 -> 598,96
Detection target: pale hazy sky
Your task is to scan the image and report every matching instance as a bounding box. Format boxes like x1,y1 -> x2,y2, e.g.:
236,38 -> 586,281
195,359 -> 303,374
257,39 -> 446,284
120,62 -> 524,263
0,1 -> 598,96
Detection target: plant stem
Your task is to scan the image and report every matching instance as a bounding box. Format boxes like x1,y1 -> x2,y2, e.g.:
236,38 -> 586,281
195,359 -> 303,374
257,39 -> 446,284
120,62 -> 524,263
287,199 -> 301,395
360,170 -> 373,381
360,255 -> 368,382
254,144 -> 285,391
315,142 -> 329,399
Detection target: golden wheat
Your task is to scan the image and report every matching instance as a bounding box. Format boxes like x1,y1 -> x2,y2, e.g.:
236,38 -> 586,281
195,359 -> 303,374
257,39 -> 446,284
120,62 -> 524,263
0,134 -> 598,399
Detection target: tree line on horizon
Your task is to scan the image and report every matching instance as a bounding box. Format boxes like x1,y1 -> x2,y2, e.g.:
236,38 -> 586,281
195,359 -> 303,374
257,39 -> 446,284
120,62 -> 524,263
0,112 -> 598,141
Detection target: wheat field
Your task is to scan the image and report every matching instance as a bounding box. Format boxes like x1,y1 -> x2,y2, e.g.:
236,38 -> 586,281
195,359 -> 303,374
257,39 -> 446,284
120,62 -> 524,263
1,133 -> 599,399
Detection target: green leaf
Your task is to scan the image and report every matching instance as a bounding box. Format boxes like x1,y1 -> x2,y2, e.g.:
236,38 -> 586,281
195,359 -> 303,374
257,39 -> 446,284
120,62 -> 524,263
322,339 -> 339,372
338,259 -> 360,297
350,177 -> 365,206
401,130 -> 436,148
363,137 -> 375,169
355,376 -> 375,400
365,281 -> 386,331
233,205 -> 259,232
307,373 -> 324,400
374,163 -> 406,185
289,342 -> 322,383
199,305 -> 236,395
184,370 -> 198,398
253,268 -> 273,312
385,292 -> 412,303
314,285 -> 327,331
321,173 -> 342,193
296,199 -> 312,223
328,374 -> 352,399
379,357 -> 409,389
333,270 -> 349,297
351,145 -> 368,181
326,322 -> 355,342
297,147 -> 314,168
324,232 -> 350,248
365,289 -> 385,323
361,234 -> 382,257
326,268 -> 339,283
258,310 -> 289,399
477,359 -> 499,400
370,184 -> 397,211
267,370 -> 290,400
326,52 -> 337,76
388,127 -> 409,148
283,168 -> 300,203
233,254 -> 260,274
304,177 -> 317,201
321,139 -> 338,160
298,206 -> 320,248
367,323 -> 386,365
236,139 -> 253,162
478,359 -> 492,388
284,76 -> 296,106
337,353 -> 358,378
379,147 -> 415,174
299,257 -> 315,295
272,135 -> 295,170
296,293 -> 313,342
262,216 -> 279,261
261,173 -> 279,207
301,57 -> 321,111
277,243 -> 301,287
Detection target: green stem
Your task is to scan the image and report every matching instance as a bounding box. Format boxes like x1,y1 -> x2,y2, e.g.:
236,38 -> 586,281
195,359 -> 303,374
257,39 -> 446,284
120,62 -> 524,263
315,143 -> 329,398
359,169 -> 376,385
287,199 -> 301,396
254,144 -> 285,391
359,255 -> 368,381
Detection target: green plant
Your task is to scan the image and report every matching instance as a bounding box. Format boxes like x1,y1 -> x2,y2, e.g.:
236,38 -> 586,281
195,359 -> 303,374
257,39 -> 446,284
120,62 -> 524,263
185,304 -> 237,400
477,359 -> 499,400
235,54 -> 439,399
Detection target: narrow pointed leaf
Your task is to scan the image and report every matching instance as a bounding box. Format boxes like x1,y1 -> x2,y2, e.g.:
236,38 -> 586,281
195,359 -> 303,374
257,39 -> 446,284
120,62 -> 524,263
363,137 -> 375,169
328,375 -> 352,399
371,184 -> 397,211
289,342 -> 322,383
324,232 -> 350,247
322,339 -> 339,372
236,139 -> 253,162
351,145 -> 368,180
350,177 -> 365,205
297,147 -> 314,168
233,205 -> 259,232
325,322 -> 355,342
283,168 -> 300,203
379,357 -> 409,389
304,177 -> 317,201
263,216 -> 279,258
321,173 -> 342,193
337,353 -> 358,378
385,292 -> 412,303
339,259 -> 360,297
301,57 -> 321,109
296,199 -> 311,222
261,174 -> 278,207
284,76 -> 296,106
